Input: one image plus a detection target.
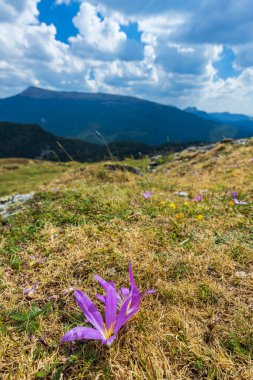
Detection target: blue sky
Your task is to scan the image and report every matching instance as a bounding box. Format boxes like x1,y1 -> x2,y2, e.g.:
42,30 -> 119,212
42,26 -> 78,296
0,0 -> 253,113
38,0 -> 79,43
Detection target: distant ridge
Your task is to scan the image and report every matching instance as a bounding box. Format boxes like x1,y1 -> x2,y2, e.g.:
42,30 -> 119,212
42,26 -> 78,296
20,86 -> 146,103
0,87 -> 252,145
185,107 -> 253,131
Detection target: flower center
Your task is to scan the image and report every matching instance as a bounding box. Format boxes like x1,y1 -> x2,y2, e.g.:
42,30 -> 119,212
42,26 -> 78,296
104,323 -> 115,339
126,300 -> 132,315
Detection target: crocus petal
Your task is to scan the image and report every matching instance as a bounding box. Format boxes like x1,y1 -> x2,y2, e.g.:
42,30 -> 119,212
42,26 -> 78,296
234,199 -> 248,205
105,285 -> 117,331
102,335 -> 117,346
141,290 -> 156,299
194,195 -> 203,202
114,296 -> 138,335
61,326 -> 102,342
129,262 -> 135,289
74,290 -> 104,336
127,285 -> 141,314
94,275 -> 109,291
120,287 -> 130,299
96,294 -> 106,304
142,191 -> 154,199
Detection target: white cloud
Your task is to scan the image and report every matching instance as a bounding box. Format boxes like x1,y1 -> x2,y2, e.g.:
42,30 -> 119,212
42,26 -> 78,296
69,2 -> 144,61
0,0 -> 39,24
73,1 -> 126,52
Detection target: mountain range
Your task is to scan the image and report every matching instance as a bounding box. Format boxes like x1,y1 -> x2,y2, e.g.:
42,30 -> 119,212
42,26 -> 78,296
185,107 -> 253,130
0,87 -> 252,145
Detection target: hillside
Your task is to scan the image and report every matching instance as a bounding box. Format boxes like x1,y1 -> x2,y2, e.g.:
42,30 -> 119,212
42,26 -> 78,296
185,107 -> 253,134
0,121 -> 153,162
1,87 -> 250,145
0,139 -> 252,379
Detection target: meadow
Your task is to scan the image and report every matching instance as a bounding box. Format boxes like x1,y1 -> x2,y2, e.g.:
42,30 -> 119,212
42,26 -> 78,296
0,139 -> 252,379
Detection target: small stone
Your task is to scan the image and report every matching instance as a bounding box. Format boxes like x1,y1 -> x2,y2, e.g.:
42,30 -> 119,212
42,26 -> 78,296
0,193 -> 34,218
235,271 -> 247,279
174,191 -> 188,197
104,164 -> 143,175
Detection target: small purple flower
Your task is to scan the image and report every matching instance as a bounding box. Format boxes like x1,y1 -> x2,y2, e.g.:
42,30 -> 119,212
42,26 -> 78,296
53,188 -> 59,192
234,199 -> 248,205
23,280 -> 38,295
166,168 -> 171,174
231,191 -> 238,198
61,264 -> 155,346
142,191 -> 154,200
194,194 -> 203,202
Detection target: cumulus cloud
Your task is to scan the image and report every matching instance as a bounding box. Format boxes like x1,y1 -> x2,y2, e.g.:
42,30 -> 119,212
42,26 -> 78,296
0,0 -> 39,24
69,2 -> 144,61
72,2 -> 126,52
154,43 -> 221,75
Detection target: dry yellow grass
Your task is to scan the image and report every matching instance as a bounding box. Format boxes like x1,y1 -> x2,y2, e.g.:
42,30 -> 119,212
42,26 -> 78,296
0,140 -> 253,379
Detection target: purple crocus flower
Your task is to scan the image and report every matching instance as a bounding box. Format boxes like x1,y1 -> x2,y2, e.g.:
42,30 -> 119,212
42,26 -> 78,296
231,191 -> 238,198
61,285 -> 137,346
142,191 -> 154,200
61,264 -> 155,346
234,198 -> 248,205
194,194 -> 203,202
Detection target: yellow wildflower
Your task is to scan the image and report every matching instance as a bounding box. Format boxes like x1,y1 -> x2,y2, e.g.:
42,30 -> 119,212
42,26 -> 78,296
175,212 -> 185,219
228,200 -> 234,206
184,201 -> 189,206
197,214 -> 203,221
169,203 -> 176,210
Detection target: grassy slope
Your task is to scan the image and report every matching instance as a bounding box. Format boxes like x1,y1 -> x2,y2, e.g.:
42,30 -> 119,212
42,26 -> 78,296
0,141 -> 253,379
0,159 -> 82,197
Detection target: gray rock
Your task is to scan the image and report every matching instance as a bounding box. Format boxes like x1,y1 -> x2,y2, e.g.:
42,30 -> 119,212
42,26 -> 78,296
174,191 -> 189,197
0,193 -> 34,219
151,155 -> 163,160
104,164 -> 143,175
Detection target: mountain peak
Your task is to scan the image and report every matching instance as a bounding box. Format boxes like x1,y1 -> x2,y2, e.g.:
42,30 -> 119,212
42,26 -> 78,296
19,86 -> 146,103
184,106 -> 198,112
21,86 -> 66,99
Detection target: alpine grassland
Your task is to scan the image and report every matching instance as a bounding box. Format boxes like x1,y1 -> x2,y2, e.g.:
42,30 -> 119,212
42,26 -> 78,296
0,139 -> 253,379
